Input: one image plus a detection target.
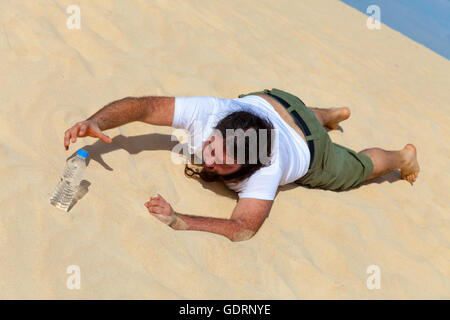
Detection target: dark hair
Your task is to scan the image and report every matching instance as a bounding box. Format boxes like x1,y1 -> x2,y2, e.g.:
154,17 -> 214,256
184,111 -> 274,183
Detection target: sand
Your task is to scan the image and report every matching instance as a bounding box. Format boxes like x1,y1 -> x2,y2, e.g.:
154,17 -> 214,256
0,0 -> 449,299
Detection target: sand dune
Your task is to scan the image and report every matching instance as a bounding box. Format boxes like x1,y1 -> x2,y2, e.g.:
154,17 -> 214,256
0,0 -> 449,299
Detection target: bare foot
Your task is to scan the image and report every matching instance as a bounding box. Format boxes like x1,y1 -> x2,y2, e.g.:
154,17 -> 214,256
326,107 -> 351,130
400,144 -> 420,183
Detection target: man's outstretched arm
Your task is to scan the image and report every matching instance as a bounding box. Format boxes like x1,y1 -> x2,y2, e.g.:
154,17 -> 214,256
64,96 -> 174,150
145,194 -> 273,242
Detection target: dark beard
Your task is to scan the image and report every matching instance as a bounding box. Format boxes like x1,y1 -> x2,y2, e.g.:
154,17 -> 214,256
185,160 -> 258,184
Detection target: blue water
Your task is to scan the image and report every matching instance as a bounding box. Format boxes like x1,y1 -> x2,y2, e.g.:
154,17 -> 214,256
340,0 -> 450,60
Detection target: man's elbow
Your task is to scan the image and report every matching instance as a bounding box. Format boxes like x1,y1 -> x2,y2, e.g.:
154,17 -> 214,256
229,228 -> 256,242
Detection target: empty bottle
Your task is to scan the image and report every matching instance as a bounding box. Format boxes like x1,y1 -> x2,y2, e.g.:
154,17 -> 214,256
50,149 -> 88,212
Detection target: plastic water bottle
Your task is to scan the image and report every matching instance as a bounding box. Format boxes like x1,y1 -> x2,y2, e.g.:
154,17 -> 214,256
50,149 -> 88,212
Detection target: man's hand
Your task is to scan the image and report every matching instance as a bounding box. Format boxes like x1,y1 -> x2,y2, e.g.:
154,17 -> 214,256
143,195 -> 272,241
145,193 -> 176,226
64,119 -> 112,150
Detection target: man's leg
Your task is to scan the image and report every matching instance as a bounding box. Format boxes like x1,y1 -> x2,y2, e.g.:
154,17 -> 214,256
309,107 -> 351,129
308,107 -> 420,183
360,144 -> 420,183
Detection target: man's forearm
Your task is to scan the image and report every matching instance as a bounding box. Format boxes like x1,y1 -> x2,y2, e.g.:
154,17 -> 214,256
87,97 -> 149,131
170,212 -> 255,242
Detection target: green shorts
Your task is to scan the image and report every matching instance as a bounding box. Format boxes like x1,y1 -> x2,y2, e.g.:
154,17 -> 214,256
238,88 -> 374,191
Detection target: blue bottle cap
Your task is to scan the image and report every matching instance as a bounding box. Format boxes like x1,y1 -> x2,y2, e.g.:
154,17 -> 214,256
77,149 -> 88,158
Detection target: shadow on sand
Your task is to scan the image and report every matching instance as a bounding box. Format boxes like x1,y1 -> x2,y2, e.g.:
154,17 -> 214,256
276,170 -> 403,197
66,133 -> 180,170
65,133 -> 238,210
67,179 -> 91,212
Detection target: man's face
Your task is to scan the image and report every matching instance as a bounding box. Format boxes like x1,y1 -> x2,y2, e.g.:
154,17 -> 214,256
202,133 -> 242,176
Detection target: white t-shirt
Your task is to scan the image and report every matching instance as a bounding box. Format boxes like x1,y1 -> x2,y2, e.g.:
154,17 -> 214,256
172,95 -> 311,200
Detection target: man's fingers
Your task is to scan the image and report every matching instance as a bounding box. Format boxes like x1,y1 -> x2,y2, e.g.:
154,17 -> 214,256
147,199 -> 165,207
64,130 -> 71,150
157,193 -> 166,201
145,198 -> 170,215
79,124 -> 87,136
149,193 -> 161,201
72,126 -> 80,142
96,131 -> 112,144
148,206 -> 163,215
146,198 -> 168,209
70,127 -> 80,143
64,124 -> 82,150
64,120 -> 113,151
148,194 -> 167,206
101,133 -> 112,143
88,122 -> 111,143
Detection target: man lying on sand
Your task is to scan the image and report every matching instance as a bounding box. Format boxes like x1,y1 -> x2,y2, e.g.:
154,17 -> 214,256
64,88 -> 420,242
